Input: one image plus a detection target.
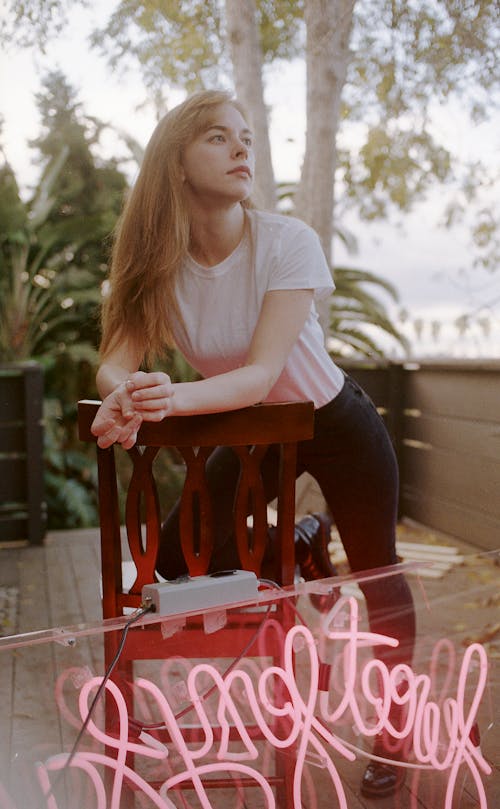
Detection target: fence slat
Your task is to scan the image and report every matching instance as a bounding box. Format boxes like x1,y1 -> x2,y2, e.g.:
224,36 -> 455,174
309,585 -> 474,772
405,368 -> 500,423
402,487 -> 500,551
403,413 -> 500,461
402,444 -> 500,519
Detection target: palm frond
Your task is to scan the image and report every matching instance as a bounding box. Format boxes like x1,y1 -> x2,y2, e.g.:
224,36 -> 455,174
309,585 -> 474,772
329,326 -> 388,358
329,264 -> 406,358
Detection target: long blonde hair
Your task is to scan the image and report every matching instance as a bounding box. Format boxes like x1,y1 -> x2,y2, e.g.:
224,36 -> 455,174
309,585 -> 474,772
100,90 -> 252,365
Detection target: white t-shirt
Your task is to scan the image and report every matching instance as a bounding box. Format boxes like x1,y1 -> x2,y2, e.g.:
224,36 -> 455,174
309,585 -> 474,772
173,209 -> 345,408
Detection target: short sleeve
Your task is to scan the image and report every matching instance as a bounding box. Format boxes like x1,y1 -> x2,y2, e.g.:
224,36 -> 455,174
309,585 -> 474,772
267,220 -> 335,301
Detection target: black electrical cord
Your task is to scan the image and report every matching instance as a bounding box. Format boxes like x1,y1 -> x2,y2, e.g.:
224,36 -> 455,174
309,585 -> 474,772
36,603 -> 154,808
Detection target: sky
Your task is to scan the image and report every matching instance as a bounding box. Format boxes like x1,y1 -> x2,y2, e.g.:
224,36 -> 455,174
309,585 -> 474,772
1,0 -> 499,360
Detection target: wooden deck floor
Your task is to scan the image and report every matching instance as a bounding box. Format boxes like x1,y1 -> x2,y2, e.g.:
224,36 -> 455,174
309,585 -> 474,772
0,523 -> 498,808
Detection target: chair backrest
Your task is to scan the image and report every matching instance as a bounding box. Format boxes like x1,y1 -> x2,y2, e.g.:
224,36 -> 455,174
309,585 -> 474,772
78,400 -> 314,619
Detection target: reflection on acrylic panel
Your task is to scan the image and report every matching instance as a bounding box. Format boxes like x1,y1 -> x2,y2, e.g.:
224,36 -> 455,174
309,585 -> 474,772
0,555 -> 498,809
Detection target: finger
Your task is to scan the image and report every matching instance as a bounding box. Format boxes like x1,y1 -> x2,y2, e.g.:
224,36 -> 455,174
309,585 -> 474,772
131,385 -> 173,403
132,399 -> 173,415
118,415 -> 143,447
97,419 -> 140,449
91,416 -> 116,436
97,431 -> 119,449
142,408 -> 169,422
129,371 -> 170,389
141,396 -> 175,421
95,415 -> 133,448
125,414 -> 143,433
121,432 -> 138,450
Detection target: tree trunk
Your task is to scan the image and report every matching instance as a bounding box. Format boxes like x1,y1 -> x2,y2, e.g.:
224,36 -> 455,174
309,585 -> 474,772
295,0 -> 356,262
225,0 -> 277,210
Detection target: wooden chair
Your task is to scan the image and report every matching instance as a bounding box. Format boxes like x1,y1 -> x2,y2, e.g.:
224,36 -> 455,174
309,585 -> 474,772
78,399 -> 314,806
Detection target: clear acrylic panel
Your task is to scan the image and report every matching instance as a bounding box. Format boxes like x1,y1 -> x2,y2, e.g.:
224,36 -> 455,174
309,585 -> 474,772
0,555 -> 498,808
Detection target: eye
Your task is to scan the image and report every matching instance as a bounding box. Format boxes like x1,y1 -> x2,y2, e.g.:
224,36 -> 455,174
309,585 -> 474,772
209,134 -> 225,143
242,136 -> 253,147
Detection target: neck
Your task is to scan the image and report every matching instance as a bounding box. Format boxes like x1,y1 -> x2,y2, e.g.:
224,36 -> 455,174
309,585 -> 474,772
188,204 -> 246,267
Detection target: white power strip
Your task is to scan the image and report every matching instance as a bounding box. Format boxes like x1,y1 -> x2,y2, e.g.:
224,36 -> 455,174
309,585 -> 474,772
142,570 -> 259,617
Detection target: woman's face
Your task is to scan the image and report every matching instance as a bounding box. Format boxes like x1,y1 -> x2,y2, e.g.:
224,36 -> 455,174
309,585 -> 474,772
181,103 -> 255,206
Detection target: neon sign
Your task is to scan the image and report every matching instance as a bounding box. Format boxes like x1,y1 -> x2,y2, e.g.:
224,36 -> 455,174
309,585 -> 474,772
6,596 -> 493,809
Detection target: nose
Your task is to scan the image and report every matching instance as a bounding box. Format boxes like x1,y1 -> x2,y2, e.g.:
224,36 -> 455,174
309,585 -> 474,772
233,139 -> 248,158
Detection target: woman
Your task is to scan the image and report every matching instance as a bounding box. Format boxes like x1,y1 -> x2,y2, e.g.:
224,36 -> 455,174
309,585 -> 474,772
91,90 -> 415,798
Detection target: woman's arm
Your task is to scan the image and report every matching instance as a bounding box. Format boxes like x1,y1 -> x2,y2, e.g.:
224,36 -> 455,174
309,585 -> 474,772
92,288 -> 313,446
92,341 -> 174,449
130,288 -> 314,417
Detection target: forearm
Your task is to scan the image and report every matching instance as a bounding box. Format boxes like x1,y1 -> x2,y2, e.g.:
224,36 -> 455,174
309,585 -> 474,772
169,364 -> 274,415
95,338 -> 144,400
96,363 -> 130,399
169,288 -> 311,416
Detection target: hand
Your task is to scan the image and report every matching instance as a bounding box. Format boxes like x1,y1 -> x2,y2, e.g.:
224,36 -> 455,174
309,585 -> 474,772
127,370 -> 175,421
91,381 -> 143,450
91,372 -> 174,449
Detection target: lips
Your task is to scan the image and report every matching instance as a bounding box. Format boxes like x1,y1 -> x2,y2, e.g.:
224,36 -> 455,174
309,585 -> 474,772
228,165 -> 251,177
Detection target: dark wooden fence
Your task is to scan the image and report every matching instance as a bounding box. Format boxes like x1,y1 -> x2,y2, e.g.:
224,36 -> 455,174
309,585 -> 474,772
0,364 -> 45,545
343,360 -> 500,552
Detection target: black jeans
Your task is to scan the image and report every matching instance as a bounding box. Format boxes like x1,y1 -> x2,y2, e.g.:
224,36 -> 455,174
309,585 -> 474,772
157,374 -> 416,666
